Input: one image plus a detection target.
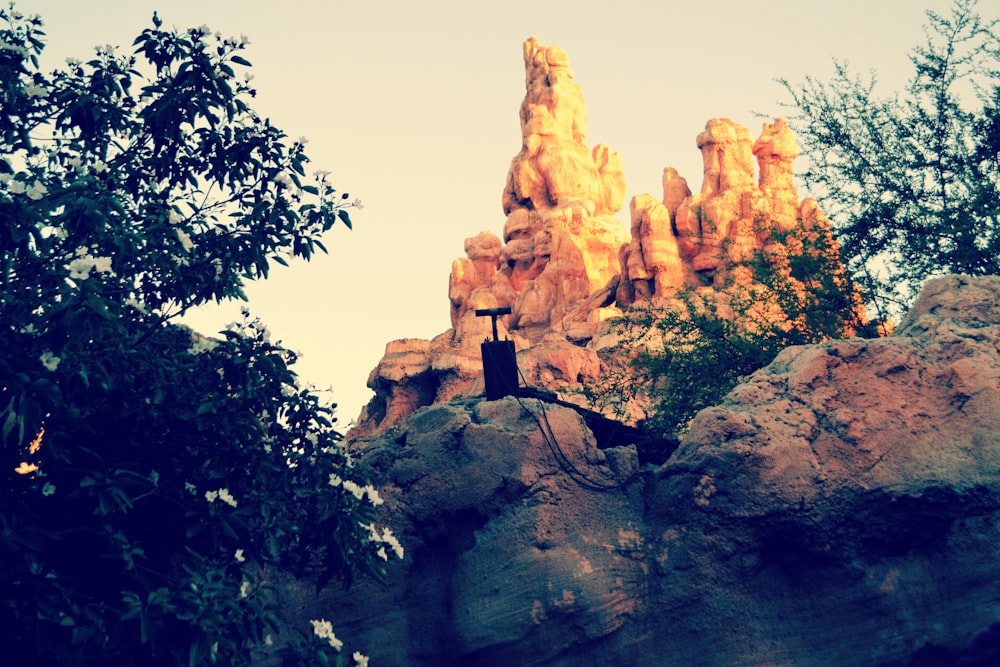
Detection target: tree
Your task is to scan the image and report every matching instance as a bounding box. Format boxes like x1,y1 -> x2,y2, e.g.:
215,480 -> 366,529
591,218 -> 873,443
779,0 -> 1000,320
0,7 -> 398,666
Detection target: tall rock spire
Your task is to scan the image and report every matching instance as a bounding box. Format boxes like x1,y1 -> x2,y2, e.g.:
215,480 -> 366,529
502,37 -> 625,218
353,38 -> 629,437
352,45 -> 859,439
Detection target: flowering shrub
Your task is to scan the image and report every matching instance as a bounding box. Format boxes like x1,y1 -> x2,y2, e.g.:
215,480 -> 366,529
0,6 -> 395,666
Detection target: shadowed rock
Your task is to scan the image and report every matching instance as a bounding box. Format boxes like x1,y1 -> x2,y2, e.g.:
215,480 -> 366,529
302,275 -> 1000,666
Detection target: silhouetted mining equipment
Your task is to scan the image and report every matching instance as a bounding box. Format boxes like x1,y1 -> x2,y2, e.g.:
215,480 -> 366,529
475,307 -> 520,401
473,310 -> 677,465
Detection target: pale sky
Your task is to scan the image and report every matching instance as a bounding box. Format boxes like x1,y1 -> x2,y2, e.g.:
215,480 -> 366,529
22,0 -> 966,426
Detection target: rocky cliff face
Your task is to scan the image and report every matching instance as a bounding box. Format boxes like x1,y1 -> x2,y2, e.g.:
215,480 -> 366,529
353,38 -> 856,438
292,274 -> 1000,666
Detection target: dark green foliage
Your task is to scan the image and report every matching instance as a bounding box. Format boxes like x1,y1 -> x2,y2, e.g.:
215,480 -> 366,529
779,0 -> 1000,318
0,7 -> 390,666
591,223 -> 873,440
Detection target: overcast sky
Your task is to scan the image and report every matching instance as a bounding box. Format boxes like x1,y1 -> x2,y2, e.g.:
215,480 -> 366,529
22,0 -> 971,425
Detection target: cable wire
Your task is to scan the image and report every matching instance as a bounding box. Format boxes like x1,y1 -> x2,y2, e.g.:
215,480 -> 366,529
512,364 -> 645,492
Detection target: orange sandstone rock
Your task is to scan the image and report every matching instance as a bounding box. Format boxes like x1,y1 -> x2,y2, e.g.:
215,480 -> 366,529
354,43 -> 858,437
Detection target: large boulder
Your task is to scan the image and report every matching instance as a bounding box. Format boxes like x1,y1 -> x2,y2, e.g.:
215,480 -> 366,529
301,275 -> 1000,665
644,273 -> 1000,665
293,398 -> 645,665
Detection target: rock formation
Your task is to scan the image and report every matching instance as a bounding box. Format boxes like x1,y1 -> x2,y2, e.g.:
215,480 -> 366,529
354,37 -> 630,437
616,117 -> 830,302
326,36 -> 998,667
296,275 -> 1000,666
352,41 -> 859,439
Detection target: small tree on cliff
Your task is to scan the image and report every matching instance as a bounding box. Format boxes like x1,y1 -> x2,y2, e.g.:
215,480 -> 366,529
0,8 -> 398,666
590,218 -> 872,442
780,0 -> 1000,319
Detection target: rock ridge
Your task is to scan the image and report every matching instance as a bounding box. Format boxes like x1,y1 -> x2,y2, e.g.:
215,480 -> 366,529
298,275 -> 1000,666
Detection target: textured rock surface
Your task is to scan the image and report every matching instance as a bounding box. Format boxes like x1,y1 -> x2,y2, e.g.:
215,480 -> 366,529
356,49 -> 855,438
354,38 -> 628,436
308,275 -> 1000,666
618,117 -> 820,301
292,398 -> 645,666
643,274 -> 1000,665
502,38 -> 625,219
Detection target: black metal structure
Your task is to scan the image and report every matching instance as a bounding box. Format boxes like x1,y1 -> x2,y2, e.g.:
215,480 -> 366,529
476,307 -> 519,400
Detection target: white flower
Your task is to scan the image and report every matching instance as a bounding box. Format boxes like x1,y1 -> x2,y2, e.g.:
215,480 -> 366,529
353,652 -> 369,667
313,169 -> 331,181
234,548 -> 245,563
364,485 -> 384,506
67,258 -> 90,279
370,525 -> 405,560
8,180 -> 25,194
382,528 -> 403,559
377,546 -> 387,561
168,209 -> 183,224
66,254 -> 112,280
218,487 -> 237,508
176,228 -> 194,251
296,136 -> 308,145
39,351 -> 60,371
328,473 -> 342,487
309,619 -> 343,651
92,160 -> 107,174
310,619 -> 332,637
92,256 -> 112,274
264,634 -> 272,646
352,197 -> 364,210
25,180 -> 46,199
42,482 -> 56,496
281,383 -> 296,397
305,432 -> 319,446
240,579 -> 250,598
205,490 -> 218,503
342,479 -> 365,500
